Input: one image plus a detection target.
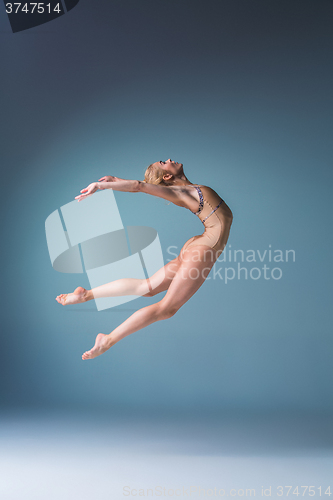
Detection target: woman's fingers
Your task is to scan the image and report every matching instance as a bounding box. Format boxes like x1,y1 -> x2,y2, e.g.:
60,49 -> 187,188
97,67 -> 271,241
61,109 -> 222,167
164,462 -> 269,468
75,191 -> 91,201
98,176 -> 114,182
74,182 -> 98,202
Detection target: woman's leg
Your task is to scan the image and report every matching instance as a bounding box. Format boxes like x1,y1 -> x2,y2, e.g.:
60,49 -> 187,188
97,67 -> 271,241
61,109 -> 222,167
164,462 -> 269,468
82,245 -> 217,360
55,256 -> 181,305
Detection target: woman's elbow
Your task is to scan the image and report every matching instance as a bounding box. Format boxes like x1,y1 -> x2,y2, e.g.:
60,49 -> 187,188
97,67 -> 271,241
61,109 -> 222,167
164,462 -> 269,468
131,180 -> 142,192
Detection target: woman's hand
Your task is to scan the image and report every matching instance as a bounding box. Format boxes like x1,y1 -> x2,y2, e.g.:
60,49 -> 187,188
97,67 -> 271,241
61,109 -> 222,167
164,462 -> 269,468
75,182 -> 99,202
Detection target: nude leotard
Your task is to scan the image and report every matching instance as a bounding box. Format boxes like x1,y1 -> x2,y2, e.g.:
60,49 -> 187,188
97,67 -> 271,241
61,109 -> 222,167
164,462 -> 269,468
181,185 -> 233,256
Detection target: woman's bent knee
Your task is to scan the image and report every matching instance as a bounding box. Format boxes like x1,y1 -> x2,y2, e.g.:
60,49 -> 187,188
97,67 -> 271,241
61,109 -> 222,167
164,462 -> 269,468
157,304 -> 179,320
137,279 -> 152,297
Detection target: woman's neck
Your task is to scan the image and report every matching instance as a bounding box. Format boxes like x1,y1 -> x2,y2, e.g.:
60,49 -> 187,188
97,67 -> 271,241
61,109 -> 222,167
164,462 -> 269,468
173,175 -> 193,186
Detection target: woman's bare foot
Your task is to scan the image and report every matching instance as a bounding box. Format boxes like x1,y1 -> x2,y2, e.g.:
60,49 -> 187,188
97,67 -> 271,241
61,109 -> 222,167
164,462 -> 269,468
56,286 -> 89,306
82,333 -> 113,360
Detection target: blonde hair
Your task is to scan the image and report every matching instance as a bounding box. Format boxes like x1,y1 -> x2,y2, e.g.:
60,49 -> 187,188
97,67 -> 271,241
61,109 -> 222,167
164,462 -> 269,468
143,163 -> 172,185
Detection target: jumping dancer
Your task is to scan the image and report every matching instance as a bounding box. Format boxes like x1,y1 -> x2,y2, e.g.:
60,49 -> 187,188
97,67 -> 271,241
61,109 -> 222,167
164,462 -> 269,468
56,159 -> 233,360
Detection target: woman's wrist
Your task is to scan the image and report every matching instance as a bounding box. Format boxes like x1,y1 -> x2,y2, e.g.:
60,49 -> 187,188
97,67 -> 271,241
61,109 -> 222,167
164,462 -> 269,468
97,181 -> 108,190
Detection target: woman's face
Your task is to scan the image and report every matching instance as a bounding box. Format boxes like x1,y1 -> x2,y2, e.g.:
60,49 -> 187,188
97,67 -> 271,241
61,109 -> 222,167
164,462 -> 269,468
154,159 -> 183,177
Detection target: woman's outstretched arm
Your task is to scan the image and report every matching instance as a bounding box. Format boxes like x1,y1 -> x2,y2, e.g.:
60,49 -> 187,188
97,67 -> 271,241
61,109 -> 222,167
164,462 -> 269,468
75,177 -> 189,207
75,177 -> 140,201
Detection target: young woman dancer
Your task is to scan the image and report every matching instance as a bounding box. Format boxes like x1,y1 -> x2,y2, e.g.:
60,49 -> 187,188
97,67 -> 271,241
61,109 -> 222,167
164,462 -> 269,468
56,159 -> 233,360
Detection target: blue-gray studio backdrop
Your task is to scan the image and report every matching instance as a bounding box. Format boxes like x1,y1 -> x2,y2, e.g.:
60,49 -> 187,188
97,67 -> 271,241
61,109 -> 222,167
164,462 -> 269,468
1,0 -> 332,416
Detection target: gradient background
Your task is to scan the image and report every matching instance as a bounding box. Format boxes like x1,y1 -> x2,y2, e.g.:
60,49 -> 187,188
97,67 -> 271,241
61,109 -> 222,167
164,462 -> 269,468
1,0 -> 332,498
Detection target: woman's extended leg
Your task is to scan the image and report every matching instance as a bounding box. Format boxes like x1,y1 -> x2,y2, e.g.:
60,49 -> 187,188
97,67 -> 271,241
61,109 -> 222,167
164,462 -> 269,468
55,256 -> 182,305
82,245 -> 217,360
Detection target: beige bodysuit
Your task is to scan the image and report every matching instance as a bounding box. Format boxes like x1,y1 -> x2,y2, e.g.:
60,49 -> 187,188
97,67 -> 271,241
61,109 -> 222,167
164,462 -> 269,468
181,185 -> 233,257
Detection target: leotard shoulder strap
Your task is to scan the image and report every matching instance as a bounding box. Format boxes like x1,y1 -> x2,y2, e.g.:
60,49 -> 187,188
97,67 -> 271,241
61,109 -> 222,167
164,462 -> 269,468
191,184 -> 224,223
192,185 -> 204,215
